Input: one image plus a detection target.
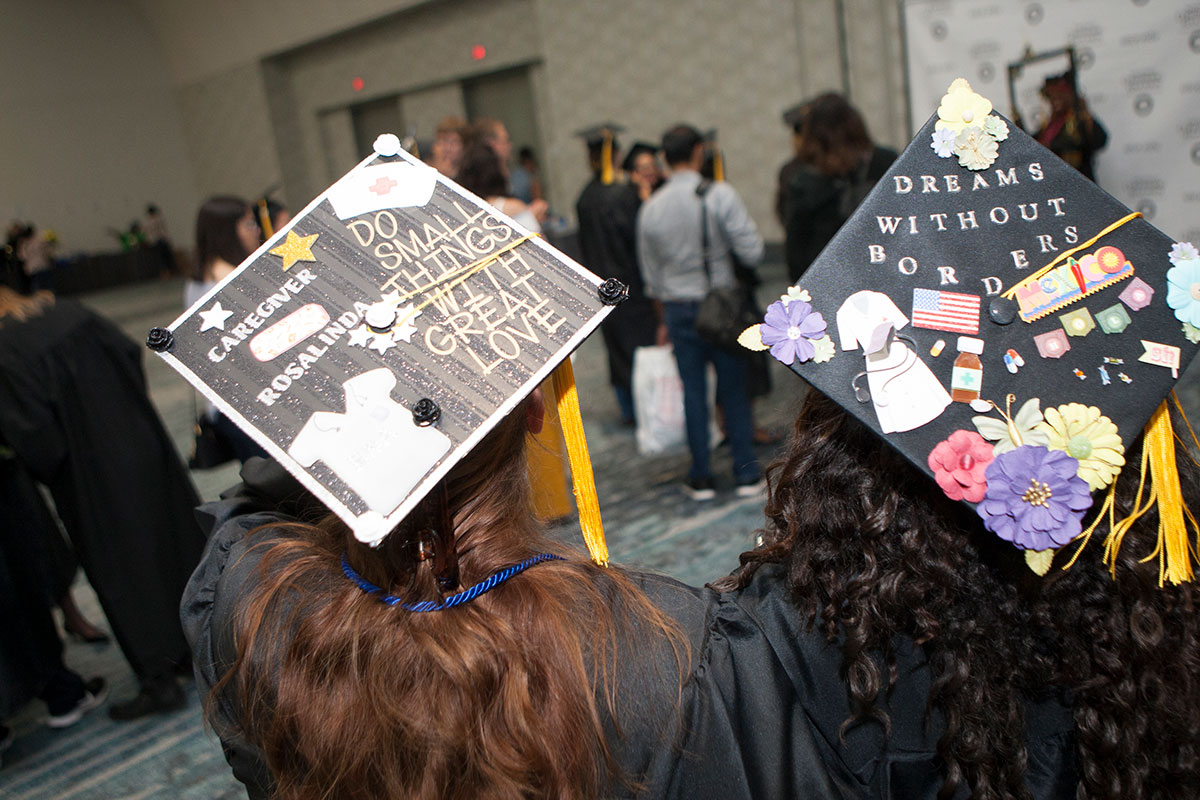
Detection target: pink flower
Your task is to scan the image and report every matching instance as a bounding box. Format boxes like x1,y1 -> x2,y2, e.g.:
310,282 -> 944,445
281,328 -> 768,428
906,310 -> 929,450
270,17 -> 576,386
928,430 -> 994,502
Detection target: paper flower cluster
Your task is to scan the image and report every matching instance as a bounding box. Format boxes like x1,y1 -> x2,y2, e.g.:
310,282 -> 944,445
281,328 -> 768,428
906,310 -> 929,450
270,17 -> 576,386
931,79 -> 1009,171
1166,241 -> 1200,329
925,398 -> 1126,558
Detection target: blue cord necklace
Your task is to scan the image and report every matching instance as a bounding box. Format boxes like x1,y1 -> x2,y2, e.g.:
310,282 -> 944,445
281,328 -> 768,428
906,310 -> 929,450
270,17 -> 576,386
340,552 -> 564,612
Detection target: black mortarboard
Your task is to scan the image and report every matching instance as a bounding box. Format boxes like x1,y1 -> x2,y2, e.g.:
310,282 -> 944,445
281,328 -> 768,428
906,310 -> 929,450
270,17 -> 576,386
781,101 -> 810,131
575,123 -> 624,184
742,78 -> 1200,579
148,133 -> 619,556
620,141 -> 658,174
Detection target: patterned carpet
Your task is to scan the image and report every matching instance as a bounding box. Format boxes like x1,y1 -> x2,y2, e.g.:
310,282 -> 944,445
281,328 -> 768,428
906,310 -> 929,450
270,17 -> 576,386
6,255 -> 1199,798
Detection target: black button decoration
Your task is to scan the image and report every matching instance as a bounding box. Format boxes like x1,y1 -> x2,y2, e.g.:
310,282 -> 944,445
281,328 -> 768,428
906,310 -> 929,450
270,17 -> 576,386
146,327 -> 174,352
598,278 -> 629,306
987,296 -> 1018,325
411,398 -> 441,426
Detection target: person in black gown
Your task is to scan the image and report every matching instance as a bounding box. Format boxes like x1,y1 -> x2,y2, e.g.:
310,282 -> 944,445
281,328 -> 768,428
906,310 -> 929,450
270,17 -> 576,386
574,128 -> 660,425
0,287 -> 206,719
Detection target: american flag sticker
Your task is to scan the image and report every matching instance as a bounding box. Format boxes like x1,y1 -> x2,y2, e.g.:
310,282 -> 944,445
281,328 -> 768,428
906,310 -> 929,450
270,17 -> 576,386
911,288 -> 981,335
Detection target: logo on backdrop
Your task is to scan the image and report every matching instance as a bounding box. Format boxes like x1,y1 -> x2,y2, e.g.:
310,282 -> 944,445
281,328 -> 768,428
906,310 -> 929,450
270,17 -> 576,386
1190,30 -> 1200,54
1135,199 -> 1157,220
1024,3 -> 1044,24
1191,142 -> 1200,166
1133,94 -> 1154,117
1076,47 -> 1095,70
931,21 -> 948,41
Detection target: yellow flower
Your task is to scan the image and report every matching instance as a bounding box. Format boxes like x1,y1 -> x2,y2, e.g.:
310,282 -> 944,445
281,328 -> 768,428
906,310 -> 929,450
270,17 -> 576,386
935,78 -> 993,134
1036,403 -> 1125,490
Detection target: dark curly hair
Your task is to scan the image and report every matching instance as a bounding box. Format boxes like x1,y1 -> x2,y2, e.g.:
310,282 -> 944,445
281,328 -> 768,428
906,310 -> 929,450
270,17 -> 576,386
718,390 -> 1200,799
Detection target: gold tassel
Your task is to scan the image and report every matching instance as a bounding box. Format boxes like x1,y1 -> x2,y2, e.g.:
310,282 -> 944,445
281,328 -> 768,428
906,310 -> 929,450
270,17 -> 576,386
257,198 -> 274,239
600,131 -> 613,186
550,358 -> 609,566
713,148 -> 725,182
1096,399 -> 1198,585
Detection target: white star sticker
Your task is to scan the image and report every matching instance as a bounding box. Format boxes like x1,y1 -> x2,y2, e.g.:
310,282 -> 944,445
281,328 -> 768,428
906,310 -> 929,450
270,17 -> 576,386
393,304 -> 421,343
347,325 -> 374,348
368,331 -> 398,355
198,302 -> 234,332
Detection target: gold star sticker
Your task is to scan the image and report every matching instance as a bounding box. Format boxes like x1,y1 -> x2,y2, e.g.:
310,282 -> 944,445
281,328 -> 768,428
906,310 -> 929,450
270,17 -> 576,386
269,230 -> 319,271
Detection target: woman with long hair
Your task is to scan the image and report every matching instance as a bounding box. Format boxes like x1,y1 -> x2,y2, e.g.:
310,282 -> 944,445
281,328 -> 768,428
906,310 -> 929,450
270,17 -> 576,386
782,92 -> 897,283
185,196 -> 268,464
457,140 -> 547,232
671,389 -> 1198,799
183,391 -> 699,799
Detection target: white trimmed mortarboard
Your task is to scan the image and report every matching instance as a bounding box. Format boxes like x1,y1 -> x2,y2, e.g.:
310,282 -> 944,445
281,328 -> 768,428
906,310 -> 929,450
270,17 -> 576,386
149,134 -> 624,554
742,79 -> 1200,583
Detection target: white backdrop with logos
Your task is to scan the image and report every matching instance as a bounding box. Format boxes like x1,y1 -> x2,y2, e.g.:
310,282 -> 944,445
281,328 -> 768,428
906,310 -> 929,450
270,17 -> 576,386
901,0 -> 1200,244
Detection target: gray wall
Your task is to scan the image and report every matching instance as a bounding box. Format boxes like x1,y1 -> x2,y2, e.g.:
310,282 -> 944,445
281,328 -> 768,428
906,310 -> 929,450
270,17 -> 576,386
6,0 -> 910,253
1,1 -> 199,253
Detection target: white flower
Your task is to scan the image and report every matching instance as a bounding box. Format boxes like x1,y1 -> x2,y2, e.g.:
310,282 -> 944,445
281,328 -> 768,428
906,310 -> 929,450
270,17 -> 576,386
780,286 -> 811,307
954,126 -> 999,170
811,335 -> 835,363
930,128 -> 957,158
1169,242 -> 1200,266
983,115 -> 1009,142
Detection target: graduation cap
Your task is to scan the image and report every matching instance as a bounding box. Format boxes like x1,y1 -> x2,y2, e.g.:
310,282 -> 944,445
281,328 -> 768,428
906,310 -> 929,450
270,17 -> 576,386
620,141 -> 658,175
741,78 -> 1200,583
781,100 -> 811,132
575,123 -> 624,185
147,133 -> 622,557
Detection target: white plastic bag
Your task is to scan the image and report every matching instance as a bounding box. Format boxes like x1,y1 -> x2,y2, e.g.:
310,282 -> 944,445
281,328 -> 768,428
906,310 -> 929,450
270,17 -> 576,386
632,345 -> 686,455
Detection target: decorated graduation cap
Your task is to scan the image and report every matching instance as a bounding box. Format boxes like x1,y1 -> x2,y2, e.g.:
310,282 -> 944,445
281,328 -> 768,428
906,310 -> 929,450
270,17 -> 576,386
148,134 -> 622,560
575,122 -> 624,185
742,78 -> 1200,583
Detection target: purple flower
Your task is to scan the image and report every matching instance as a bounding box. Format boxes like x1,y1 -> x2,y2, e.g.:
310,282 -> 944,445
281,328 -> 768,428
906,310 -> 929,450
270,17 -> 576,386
976,446 -> 1092,551
759,299 -> 826,365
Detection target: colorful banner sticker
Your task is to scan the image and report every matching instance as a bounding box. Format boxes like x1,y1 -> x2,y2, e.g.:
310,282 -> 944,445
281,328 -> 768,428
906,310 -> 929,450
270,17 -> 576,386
1014,246 -> 1134,323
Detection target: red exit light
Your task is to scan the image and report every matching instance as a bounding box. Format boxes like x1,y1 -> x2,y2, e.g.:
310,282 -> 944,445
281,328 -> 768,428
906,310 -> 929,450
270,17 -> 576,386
351,76 -> 365,92
471,44 -> 486,60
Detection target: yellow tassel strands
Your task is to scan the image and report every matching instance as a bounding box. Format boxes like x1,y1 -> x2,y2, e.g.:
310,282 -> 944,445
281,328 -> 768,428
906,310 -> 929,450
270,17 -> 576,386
550,357 -> 609,566
1065,395 -> 1199,586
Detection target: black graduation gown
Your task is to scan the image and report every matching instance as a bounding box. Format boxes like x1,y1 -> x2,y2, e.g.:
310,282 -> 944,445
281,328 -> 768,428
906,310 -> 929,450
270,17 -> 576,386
575,178 -> 658,393
784,146 -> 898,284
0,454 -> 69,718
655,564 -> 1078,798
0,299 -> 205,683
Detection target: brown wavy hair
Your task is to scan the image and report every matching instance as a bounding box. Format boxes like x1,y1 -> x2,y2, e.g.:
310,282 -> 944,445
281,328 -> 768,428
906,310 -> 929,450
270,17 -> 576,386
796,92 -> 875,176
719,391 -> 1200,799
213,403 -> 686,799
